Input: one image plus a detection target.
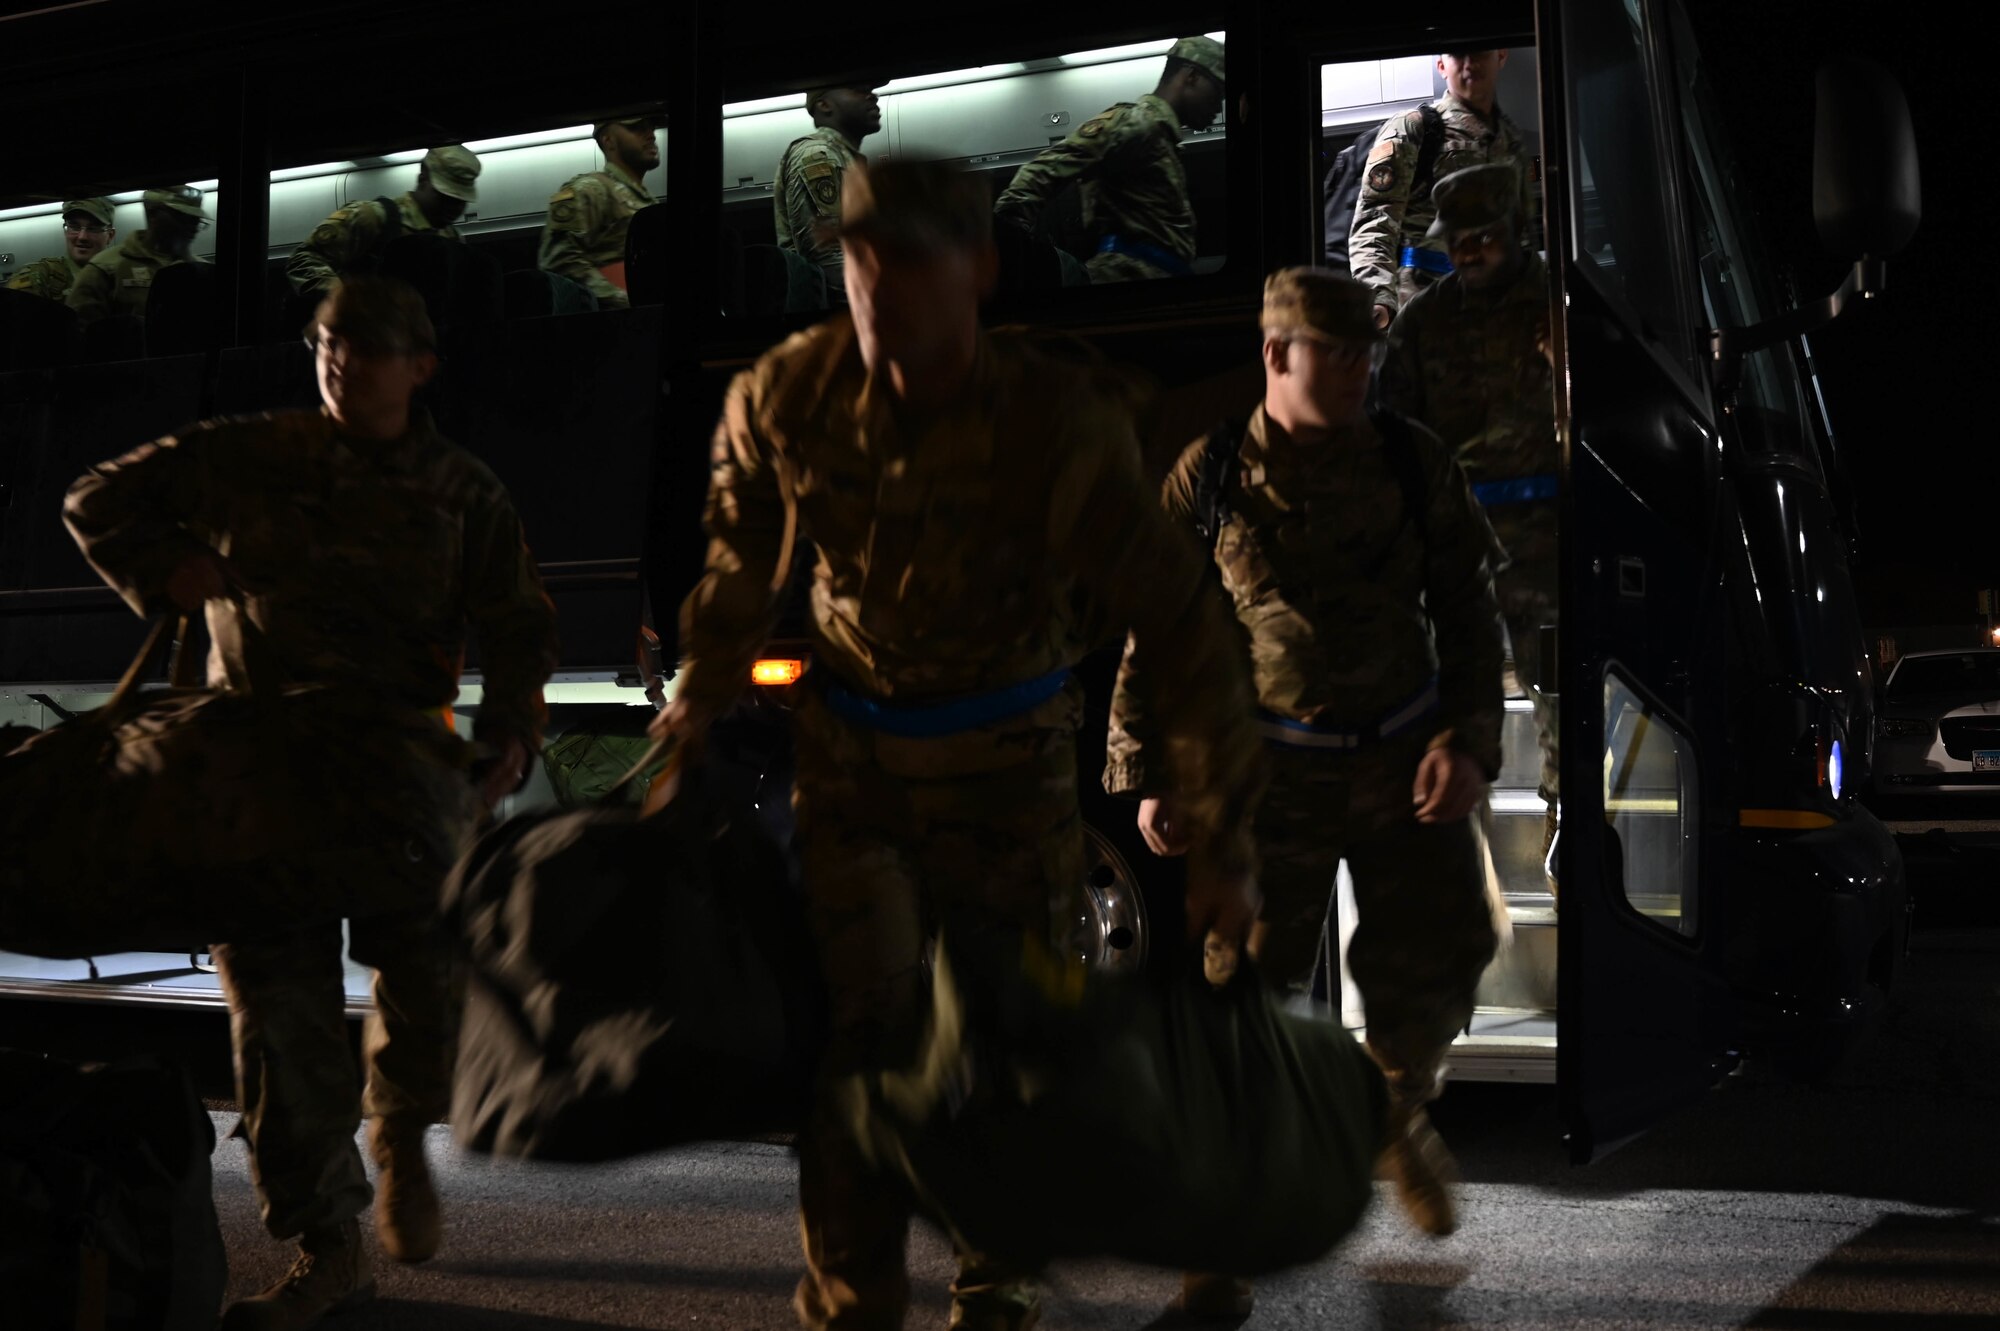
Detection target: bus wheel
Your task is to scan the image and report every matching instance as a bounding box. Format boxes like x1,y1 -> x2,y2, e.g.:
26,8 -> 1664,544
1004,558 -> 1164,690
1061,821 -> 1149,975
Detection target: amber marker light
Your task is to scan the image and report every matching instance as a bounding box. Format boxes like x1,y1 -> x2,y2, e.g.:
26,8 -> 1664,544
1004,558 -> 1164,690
752,659 -> 804,686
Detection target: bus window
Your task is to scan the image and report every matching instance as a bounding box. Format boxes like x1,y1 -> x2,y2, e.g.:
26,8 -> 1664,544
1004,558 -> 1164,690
1604,670 -> 1700,939
1564,0 -> 1697,379
719,28 -> 1228,319
1669,10 -> 1818,465
268,121 -> 667,337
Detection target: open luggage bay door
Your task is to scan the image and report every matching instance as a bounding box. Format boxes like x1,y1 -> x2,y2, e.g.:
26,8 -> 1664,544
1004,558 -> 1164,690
1544,0 -> 1738,1162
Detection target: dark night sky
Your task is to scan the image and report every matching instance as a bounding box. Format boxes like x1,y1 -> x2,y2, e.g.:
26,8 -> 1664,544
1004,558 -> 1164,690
1683,0 -> 1994,629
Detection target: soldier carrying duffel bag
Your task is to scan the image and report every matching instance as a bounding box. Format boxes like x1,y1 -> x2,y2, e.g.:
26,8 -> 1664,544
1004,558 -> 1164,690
38,276 -> 560,1331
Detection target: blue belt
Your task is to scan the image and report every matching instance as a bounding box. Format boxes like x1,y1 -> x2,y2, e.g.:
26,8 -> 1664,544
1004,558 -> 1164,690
1096,233 -> 1193,277
1256,677 -> 1440,751
1399,245 -> 1454,276
819,667 -> 1072,739
1473,474 -> 1558,507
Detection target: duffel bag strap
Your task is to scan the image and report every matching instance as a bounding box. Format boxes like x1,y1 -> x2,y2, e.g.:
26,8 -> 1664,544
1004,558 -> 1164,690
104,612 -> 192,719
606,735 -> 679,811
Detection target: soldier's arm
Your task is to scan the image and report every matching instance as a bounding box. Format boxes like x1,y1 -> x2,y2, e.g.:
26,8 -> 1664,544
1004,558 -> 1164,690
1348,112 -> 1424,318
1054,409 -> 1264,875
1415,428 -> 1507,779
460,474 -> 561,750
992,110 -> 1119,232
285,201 -> 373,296
1377,303 -> 1426,421
784,142 -> 849,276
1104,435 -> 1213,796
62,428 -> 227,615
538,177 -> 629,309
674,370 -> 794,718
63,262 -> 113,325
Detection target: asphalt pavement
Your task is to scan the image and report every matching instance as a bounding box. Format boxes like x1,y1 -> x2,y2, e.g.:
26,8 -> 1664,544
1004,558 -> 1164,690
197,872 -> 2000,1331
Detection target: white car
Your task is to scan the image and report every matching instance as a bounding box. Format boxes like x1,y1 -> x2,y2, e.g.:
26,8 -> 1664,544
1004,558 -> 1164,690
1873,648 -> 2000,796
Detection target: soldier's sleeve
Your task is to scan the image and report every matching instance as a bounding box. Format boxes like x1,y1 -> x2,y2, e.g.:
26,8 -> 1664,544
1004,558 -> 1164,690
461,472 -> 560,748
992,107 -> 1121,232
1414,426 -> 1507,779
674,369 -> 794,716
285,201 -> 373,296
538,177 -> 628,309
62,427 -> 229,615
63,261 -> 113,325
4,264 -> 42,295
1349,111 -> 1425,317
1052,405 -> 1264,877
1377,301 -> 1427,422
784,142 -> 849,272
1103,435 -> 1213,797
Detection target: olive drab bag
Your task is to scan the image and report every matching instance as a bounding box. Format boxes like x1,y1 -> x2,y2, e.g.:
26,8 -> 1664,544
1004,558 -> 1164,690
446,739 -> 823,1162
843,934 -> 1389,1276
0,610 -> 480,958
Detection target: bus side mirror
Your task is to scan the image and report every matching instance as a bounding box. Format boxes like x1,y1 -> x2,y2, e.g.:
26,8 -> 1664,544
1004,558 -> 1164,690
1813,58 -> 1921,260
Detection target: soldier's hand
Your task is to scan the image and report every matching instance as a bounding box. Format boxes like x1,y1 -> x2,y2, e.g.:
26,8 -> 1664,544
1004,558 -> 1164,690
1137,796 -> 1191,858
1412,746 -> 1486,824
476,735 -> 531,809
1372,304 -> 1394,331
1185,862 -> 1260,946
163,551 -> 249,614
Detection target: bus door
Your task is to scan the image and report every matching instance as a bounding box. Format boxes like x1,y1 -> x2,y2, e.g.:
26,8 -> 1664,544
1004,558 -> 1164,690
1544,0 -> 1738,1161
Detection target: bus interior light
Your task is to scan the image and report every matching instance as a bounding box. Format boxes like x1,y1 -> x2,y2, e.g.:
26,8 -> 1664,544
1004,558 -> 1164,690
1829,739 -> 1844,800
752,659 -> 804,686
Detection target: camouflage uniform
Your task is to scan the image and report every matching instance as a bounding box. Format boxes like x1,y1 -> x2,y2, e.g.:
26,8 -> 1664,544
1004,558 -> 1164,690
64,405 -> 559,1241
1349,94 -> 1532,319
1379,170 -> 1559,804
64,227 -> 202,325
538,160 -> 655,310
678,307 -> 1264,1328
287,145 -> 481,297
775,126 -> 867,300
6,197 -> 115,302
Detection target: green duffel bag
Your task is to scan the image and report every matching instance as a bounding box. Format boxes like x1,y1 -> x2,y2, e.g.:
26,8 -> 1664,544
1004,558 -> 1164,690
843,934 -> 1389,1277
0,616 -> 480,958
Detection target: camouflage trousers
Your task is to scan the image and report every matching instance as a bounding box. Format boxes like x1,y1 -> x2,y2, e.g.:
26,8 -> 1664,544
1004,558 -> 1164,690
1492,501 -> 1560,800
1249,732 -> 1497,1104
211,903 -> 458,1240
788,677 -> 1085,1330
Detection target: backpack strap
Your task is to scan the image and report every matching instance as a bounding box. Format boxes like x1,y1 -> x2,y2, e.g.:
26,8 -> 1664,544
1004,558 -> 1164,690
1191,416 -> 1247,551
1413,103 -> 1447,196
1359,408 -> 1432,583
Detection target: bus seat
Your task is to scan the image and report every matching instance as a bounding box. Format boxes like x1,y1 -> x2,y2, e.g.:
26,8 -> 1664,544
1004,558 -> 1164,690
714,229 -> 746,319
0,288 -> 81,372
504,269 -> 600,320
1055,248 -> 1089,287
993,225 -> 1063,294
625,203 -> 670,308
379,234 -> 503,334
778,249 -> 827,312
143,262 -> 214,357
83,315 -> 146,365
739,244 -> 790,317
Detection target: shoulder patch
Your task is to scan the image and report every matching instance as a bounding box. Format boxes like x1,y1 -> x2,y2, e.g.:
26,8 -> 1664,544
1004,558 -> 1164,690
1078,105 -> 1127,139
1366,139 -> 1396,165
802,160 -> 836,180
809,172 -> 839,207
1365,160 -> 1399,193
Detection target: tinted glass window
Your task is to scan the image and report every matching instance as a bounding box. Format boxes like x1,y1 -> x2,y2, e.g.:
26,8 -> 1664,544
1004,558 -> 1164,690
1564,0 -> 1695,371
720,29 -> 1228,318
1888,654 -> 2000,698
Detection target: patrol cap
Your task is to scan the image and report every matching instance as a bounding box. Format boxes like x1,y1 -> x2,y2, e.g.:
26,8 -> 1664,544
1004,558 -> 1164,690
420,144 -> 481,202
1167,36 -> 1226,84
1261,266 -> 1382,344
63,197 -> 115,228
836,159 -> 992,254
593,113 -> 666,138
143,185 -> 209,219
1425,163 -> 1522,239
309,276 -> 437,355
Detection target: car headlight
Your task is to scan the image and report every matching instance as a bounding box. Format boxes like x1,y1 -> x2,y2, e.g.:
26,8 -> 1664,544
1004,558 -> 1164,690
1878,717 -> 1933,740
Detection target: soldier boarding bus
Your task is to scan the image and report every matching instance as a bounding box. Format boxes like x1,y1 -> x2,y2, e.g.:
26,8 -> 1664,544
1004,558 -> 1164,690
0,0 -> 1913,1159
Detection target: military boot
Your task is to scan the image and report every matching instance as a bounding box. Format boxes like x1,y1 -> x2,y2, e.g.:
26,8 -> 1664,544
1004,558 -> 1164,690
947,1273 -> 1040,1331
368,1115 -> 441,1264
1376,1100 -> 1460,1237
1175,1271 -> 1255,1320
220,1217 -> 374,1330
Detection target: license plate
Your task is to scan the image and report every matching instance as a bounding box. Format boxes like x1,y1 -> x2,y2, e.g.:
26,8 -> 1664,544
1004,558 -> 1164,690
1974,750 -> 2000,772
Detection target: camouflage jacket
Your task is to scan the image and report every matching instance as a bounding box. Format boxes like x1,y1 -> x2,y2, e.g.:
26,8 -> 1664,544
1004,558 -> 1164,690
775,126 -> 865,289
678,318 -> 1265,868
64,230 -> 201,325
5,252 -> 85,302
1349,94 -> 1533,318
993,93 -> 1194,269
538,162 -> 655,310
1378,252 -> 1557,488
63,407 -> 560,747
1106,405 -> 1505,789
286,192 -> 462,296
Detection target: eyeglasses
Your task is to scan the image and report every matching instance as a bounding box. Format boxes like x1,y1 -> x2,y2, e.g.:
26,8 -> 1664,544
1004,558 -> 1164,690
1307,338 -> 1386,371
62,219 -> 110,234
303,328 -> 418,359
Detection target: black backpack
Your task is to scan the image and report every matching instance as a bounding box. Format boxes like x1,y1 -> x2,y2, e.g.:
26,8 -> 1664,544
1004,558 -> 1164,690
1321,104 -> 1446,271
1193,410 -> 1429,582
